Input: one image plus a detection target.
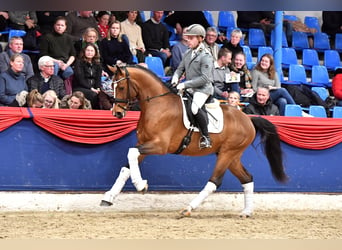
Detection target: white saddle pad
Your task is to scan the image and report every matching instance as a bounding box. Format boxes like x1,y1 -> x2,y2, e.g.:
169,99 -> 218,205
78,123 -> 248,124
180,96 -> 224,133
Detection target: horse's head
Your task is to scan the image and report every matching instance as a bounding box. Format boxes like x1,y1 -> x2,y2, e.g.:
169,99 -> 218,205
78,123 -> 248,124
109,65 -> 136,119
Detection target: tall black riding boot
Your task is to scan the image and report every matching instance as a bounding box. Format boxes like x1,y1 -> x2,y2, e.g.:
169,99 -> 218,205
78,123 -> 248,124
194,112 -> 212,149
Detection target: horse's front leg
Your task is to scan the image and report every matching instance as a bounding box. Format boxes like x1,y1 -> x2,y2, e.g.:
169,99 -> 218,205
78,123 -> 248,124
128,147 -> 148,192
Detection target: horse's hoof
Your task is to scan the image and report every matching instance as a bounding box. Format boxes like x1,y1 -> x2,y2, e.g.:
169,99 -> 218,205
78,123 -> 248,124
139,183 -> 148,194
100,200 -> 113,206
239,212 -> 252,218
179,208 -> 191,217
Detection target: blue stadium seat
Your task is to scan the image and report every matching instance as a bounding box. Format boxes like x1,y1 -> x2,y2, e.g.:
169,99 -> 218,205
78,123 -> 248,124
145,56 -> 165,77
309,105 -> 327,117
281,47 -> 298,69
203,11 -> 215,27
271,29 -> 288,48
335,33 -> 342,53
333,106 -> 342,118
304,16 -> 321,33
313,32 -> 331,52
302,49 -> 320,70
283,15 -> 298,21
324,50 -> 342,71
311,65 -> 331,87
292,31 -> 309,51
217,11 -> 236,33
311,87 -> 329,101
288,64 -> 308,84
257,46 -> 273,62
242,45 -> 256,70
248,28 -> 266,49
285,104 -> 302,117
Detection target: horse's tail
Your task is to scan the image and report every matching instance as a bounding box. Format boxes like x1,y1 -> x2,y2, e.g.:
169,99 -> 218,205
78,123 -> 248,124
250,116 -> 288,183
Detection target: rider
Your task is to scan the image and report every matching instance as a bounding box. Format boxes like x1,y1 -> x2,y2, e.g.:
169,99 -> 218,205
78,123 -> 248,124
171,24 -> 214,149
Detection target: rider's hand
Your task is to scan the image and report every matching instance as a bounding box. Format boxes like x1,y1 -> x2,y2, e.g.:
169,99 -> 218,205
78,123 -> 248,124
176,83 -> 185,90
171,75 -> 179,87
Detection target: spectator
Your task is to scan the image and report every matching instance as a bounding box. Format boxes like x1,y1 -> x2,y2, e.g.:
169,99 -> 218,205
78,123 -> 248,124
36,11 -> 66,35
221,29 -> 244,58
229,52 -> 254,100
26,55 -> 66,99
0,36 -> 34,80
26,89 -> 43,108
237,11 -> 275,36
203,27 -> 220,61
8,11 -> 38,30
60,91 -> 92,109
243,86 -> 280,116
39,16 -> 76,80
142,11 -> 171,66
212,48 -> 238,100
332,68 -> 342,106
100,20 -> 133,75
227,91 -> 242,110
42,89 -> 59,108
0,11 -> 9,32
0,53 -> 28,106
321,11 -> 342,47
73,43 -> 102,109
74,27 -> 100,57
251,53 -> 296,116
121,11 -> 146,63
96,11 -> 110,40
170,26 -> 189,73
65,11 -> 98,42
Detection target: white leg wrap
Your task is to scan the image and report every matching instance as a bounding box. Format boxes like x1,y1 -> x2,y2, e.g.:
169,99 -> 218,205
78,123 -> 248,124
241,182 -> 254,216
127,147 -> 147,191
102,167 -> 130,203
189,181 -> 217,210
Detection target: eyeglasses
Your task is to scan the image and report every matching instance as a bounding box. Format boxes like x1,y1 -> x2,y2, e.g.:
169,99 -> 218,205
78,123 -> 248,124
44,65 -> 54,68
44,99 -> 54,104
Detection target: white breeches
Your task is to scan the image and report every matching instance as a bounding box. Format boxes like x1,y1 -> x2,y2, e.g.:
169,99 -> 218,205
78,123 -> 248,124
191,92 -> 209,115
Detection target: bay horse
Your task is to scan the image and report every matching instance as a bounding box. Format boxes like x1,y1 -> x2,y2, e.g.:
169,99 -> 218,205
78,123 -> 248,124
100,65 -> 288,217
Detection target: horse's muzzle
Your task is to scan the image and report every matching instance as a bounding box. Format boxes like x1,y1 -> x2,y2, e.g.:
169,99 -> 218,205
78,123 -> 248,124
114,111 -> 125,119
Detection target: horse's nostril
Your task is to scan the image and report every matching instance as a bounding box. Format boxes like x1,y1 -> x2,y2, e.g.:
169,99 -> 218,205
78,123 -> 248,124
115,112 -> 123,119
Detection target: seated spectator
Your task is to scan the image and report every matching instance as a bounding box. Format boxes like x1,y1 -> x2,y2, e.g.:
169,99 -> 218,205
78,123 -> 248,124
229,52 -> 254,99
221,29 -> 244,58
60,91 -> 92,109
0,53 -> 28,106
42,89 -> 59,108
74,27 -> 100,57
203,26 -> 220,61
332,68 -> 342,106
0,36 -> 34,80
237,11 -> 275,36
227,91 -> 242,110
212,48 -> 238,100
27,55 -> 66,99
73,43 -> 102,109
251,53 -> 296,115
142,11 -> 171,66
26,89 -> 43,108
96,11 -> 110,40
98,76 -> 114,110
243,86 -> 280,116
170,26 -> 189,73
121,11 -> 146,63
36,11 -> 66,35
100,20 -> 134,75
39,16 -> 76,80
65,11 -> 99,42
0,11 -> 9,32
321,11 -> 342,47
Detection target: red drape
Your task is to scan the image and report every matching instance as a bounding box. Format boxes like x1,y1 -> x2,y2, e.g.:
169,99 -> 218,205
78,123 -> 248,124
1,107 -> 342,149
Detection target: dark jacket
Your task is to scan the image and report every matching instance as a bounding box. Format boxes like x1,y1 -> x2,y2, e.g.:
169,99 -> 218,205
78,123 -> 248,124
237,11 -> 274,29
243,93 -> 279,116
0,68 -> 28,105
73,59 -> 102,90
27,74 -> 66,99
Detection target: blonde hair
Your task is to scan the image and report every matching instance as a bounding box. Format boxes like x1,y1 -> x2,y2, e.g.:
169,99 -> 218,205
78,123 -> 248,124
27,89 -> 43,107
42,90 -> 60,109
107,20 -> 123,42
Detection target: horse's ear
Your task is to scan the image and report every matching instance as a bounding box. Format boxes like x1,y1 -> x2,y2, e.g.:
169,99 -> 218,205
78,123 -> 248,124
108,65 -> 122,74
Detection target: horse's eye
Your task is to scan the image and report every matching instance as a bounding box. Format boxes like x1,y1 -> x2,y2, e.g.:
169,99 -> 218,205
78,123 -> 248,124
118,86 -> 125,91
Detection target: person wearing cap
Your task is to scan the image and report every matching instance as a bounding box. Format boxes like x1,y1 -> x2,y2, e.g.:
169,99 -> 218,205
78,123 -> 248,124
171,24 -> 214,149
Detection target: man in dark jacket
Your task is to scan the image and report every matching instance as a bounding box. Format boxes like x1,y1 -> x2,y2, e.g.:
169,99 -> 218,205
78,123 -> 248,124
243,86 -> 279,116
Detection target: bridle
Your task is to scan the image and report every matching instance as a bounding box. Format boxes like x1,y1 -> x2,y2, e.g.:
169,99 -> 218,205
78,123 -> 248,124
112,66 -> 172,111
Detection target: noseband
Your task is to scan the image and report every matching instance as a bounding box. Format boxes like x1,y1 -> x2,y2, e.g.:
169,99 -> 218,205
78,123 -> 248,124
112,67 -> 131,111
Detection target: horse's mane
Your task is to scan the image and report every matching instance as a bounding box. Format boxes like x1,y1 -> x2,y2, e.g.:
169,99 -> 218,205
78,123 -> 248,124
126,65 -> 176,93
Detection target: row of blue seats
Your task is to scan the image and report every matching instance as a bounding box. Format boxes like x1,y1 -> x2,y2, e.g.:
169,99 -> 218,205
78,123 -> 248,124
285,104 -> 342,118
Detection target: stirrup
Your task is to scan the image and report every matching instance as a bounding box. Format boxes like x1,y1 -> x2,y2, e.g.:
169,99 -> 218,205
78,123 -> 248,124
199,136 -> 212,149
